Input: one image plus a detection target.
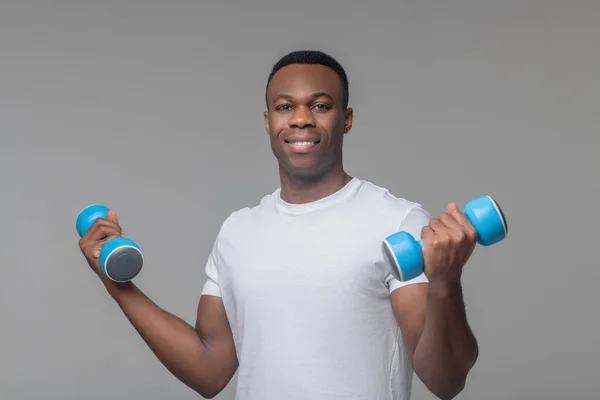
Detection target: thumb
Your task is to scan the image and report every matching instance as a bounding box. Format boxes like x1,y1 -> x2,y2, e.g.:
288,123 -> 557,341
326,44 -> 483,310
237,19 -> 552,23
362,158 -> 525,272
106,209 -> 119,223
447,202 -> 459,213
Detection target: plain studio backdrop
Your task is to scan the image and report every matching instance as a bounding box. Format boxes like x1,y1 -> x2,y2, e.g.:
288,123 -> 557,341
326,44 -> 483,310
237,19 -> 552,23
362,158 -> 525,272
1,1 -> 599,399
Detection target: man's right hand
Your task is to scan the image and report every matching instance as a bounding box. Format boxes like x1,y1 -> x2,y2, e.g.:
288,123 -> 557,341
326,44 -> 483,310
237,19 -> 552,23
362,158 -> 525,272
76,209 -> 238,397
77,209 -> 125,284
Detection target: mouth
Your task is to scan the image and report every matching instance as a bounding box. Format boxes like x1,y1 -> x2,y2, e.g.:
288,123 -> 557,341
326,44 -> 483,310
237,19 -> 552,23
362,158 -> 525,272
284,139 -> 321,152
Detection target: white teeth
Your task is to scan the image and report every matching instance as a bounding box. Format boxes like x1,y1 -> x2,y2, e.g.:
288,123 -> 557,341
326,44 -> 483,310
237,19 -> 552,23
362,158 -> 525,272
289,141 -> 316,145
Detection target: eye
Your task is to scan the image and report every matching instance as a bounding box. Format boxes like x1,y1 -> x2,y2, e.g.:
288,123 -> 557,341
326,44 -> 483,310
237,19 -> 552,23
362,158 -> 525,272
276,104 -> 292,111
313,103 -> 330,111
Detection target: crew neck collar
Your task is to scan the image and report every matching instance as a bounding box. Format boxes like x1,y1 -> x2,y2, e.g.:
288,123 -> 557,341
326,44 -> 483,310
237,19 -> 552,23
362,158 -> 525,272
274,177 -> 362,215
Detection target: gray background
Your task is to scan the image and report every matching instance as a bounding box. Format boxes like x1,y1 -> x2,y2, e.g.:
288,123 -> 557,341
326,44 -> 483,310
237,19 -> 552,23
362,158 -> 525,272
2,1 -> 599,399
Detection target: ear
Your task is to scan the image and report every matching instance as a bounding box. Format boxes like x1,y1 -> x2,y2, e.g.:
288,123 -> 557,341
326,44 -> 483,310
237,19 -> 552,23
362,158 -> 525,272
263,110 -> 270,134
343,107 -> 354,134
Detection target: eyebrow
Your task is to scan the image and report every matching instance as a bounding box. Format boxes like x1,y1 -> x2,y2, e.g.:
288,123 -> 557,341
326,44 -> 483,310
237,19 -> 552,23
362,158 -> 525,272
272,92 -> 334,104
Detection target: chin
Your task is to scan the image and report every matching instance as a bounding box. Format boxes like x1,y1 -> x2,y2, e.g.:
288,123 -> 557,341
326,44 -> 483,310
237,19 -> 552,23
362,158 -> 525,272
282,163 -> 331,183
277,151 -> 338,181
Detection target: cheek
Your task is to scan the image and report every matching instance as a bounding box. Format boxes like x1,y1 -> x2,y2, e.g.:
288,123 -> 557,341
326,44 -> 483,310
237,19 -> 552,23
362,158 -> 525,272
318,114 -> 344,133
267,117 -> 286,135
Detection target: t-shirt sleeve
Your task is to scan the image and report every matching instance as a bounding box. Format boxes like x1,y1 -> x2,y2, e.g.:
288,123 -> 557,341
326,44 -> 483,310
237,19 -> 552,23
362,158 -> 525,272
385,204 -> 433,293
200,224 -> 225,298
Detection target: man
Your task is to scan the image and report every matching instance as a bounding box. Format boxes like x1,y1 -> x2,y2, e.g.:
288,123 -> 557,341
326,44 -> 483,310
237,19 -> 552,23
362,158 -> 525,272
78,50 -> 480,400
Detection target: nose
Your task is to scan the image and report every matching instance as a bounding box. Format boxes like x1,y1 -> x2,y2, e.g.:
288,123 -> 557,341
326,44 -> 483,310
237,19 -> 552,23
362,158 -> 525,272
289,105 -> 316,129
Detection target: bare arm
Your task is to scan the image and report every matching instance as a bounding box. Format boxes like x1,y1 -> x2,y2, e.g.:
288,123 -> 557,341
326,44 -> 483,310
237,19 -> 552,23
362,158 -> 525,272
78,210 -> 238,398
107,282 -> 238,398
388,202 -> 482,399
391,281 -> 478,400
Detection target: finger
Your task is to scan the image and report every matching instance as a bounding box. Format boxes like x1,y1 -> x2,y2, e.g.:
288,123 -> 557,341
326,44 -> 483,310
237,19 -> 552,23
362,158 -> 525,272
421,225 -> 434,239
84,234 -> 122,259
438,212 -> 466,237
85,219 -> 122,241
87,219 -> 121,239
105,210 -> 124,236
106,209 -> 119,224
447,202 -> 478,240
420,225 -> 435,250
446,202 -> 468,227
427,219 -> 452,247
447,202 -> 458,212
429,218 -> 446,233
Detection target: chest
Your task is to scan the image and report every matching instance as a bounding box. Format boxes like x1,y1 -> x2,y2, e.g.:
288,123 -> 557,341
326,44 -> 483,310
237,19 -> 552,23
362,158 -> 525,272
218,214 -> 392,303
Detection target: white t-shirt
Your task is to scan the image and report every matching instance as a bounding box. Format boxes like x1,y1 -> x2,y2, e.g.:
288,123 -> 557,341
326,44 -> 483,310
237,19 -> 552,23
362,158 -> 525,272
201,177 -> 432,400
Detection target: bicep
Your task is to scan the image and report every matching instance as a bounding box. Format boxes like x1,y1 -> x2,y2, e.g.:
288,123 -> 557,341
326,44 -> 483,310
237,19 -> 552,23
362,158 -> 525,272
196,225 -> 237,362
387,204 -> 432,358
390,283 -> 428,362
195,295 -> 238,377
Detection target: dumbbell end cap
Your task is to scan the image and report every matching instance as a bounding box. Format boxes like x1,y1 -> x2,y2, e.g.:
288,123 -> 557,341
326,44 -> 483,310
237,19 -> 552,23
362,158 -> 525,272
383,231 -> 424,282
487,196 -> 507,235
382,239 -> 403,281
465,195 -> 507,246
76,204 -> 109,237
100,237 -> 144,282
103,245 -> 144,282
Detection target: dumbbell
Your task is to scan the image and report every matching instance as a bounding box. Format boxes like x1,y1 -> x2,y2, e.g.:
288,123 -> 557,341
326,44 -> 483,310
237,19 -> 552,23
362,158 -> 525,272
76,204 -> 144,282
383,195 -> 507,282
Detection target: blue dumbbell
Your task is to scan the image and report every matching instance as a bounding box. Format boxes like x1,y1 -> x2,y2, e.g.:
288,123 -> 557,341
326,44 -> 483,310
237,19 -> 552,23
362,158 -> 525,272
76,204 -> 144,282
383,195 -> 507,282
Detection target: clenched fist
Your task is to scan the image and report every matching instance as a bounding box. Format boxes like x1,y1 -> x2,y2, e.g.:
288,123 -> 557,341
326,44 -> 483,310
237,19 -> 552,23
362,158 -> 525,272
421,202 -> 478,285
78,209 -> 124,281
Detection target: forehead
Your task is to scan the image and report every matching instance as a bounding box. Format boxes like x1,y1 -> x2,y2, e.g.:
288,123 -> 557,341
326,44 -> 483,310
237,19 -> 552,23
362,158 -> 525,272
267,64 -> 343,101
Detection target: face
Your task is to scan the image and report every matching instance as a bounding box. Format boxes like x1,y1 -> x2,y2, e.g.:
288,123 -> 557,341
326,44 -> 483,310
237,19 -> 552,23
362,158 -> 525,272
264,64 -> 353,181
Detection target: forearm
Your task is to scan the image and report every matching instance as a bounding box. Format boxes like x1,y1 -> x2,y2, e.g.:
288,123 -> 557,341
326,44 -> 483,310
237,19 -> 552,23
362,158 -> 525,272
413,280 -> 478,399
105,282 -> 227,397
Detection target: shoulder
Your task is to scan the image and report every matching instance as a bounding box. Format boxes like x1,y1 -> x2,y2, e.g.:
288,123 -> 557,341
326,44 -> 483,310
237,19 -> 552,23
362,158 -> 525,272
356,178 -> 429,219
215,189 -> 279,238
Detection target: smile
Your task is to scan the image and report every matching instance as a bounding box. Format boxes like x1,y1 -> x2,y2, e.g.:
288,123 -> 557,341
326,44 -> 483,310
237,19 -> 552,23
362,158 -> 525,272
285,140 -> 321,152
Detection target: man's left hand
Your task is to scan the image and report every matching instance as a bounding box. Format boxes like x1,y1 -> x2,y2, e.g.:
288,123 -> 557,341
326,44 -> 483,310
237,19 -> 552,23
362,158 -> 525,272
420,202 -> 479,285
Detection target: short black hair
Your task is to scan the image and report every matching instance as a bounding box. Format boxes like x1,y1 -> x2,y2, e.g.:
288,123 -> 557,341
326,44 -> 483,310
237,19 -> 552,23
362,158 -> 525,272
265,50 -> 349,109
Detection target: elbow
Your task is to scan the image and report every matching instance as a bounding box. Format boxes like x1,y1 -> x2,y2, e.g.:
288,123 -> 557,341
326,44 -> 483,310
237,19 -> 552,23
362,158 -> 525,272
430,358 -> 478,400
428,378 -> 466,400
189,362 -> 237,399
417,361 -> 474,400
197,391 -> 215,399
195,371 -> 236,399
190,378 -> 227,399
435,349 -> 479,399
195,379 -> 230,399
415,343 -> 478,400
196,386 -> 223,399
427,356 -> 478,400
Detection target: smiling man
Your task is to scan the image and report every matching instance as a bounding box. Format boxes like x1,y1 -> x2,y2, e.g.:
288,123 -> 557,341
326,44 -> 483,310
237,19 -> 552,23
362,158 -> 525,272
264,57 -> 353,203
78,50 -> 480,400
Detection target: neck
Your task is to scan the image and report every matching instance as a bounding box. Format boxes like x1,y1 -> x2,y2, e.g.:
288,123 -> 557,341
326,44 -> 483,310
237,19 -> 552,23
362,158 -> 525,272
279,163 -> 352,204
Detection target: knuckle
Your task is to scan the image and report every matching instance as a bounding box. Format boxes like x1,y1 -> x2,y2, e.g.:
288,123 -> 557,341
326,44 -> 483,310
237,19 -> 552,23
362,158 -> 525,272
92,218 -> 105,227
